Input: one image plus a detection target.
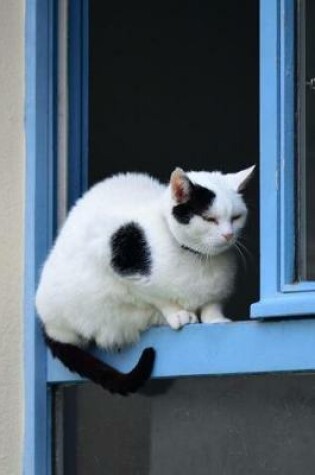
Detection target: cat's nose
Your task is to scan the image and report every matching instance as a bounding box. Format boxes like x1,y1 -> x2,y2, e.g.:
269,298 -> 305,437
222,232 -> 234,242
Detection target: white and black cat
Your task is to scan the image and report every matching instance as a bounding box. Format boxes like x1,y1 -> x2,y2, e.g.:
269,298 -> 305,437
36,166 -> 254,394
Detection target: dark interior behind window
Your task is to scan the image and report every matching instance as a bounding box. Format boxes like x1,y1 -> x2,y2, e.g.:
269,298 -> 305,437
88,0 -> 259,319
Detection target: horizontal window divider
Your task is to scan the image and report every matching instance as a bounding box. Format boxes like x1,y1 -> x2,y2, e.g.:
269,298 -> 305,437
282,282 -> 315,293
47,319 -> 315,383
251,293 -> 315,317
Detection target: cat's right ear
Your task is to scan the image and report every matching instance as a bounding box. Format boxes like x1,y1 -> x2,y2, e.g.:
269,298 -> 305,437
170,168 -> 192,204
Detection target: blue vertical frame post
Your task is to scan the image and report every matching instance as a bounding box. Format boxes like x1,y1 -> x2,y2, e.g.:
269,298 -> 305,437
25,1 -> 89,472
25,0 -> 57,473
258,0 -> 281,302
68,0 -> 89,208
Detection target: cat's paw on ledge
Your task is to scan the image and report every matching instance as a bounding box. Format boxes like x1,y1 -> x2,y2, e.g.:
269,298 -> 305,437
167,310 -> 198,330
200,303 -> 231,324
201,316 -> 231,324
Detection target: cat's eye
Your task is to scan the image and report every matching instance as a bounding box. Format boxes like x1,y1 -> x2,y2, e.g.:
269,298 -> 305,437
232,214 -> 242,221
203,216 -> 218,224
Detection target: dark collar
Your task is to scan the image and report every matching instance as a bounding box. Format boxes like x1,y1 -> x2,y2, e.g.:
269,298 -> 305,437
181,244 -> 205,257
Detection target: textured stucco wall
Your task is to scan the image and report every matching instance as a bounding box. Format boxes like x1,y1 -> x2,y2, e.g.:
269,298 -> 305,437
0,0 -> 25,473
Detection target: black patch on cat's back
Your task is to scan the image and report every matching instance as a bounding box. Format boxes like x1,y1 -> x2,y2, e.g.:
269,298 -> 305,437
173,184 -> 216,224
111,222 -> 152,276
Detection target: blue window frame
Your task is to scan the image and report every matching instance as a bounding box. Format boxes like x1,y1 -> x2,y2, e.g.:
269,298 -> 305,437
251,0 -> 315,318
25,1 -> 56,473
24,0 -> 315,473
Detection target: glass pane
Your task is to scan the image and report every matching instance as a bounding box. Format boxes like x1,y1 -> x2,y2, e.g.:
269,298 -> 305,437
54,375 -> 315,475
88,0 -> 259,319
297,0 -> 315,280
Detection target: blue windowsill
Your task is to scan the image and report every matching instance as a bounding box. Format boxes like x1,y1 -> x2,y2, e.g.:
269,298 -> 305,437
47,319 -> 315,383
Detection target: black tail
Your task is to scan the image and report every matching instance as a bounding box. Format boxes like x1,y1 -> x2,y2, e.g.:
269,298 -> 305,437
45,334 -> 155,396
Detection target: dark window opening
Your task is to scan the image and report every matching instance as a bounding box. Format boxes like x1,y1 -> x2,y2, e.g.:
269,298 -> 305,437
88,0 -> 259,320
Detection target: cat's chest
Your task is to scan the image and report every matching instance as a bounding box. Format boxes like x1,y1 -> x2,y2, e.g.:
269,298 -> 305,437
146,246 -> 235,308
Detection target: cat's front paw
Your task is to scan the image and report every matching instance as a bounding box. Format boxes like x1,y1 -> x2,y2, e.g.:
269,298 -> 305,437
167,310 -> 198,330
200,303 -> 231,324
201,315 -> 231,324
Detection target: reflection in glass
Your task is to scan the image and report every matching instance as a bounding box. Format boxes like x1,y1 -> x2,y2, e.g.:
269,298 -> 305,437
54,375 -> 315,475
297,0 -> 315,280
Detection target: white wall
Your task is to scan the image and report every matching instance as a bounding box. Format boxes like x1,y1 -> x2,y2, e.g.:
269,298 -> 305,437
0,0 -> 25,473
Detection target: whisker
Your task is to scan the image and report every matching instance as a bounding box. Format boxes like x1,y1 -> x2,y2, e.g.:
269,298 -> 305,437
233,242 -> 248,272
236,239 -> 255,264
205,249 -> 212,263
237,235 -> 252,243
237,240 -> 254,259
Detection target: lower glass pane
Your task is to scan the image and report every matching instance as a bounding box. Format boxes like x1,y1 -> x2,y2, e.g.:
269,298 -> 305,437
54,375 -> 315,475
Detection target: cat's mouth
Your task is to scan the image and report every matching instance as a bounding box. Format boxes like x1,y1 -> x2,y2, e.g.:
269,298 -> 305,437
217,240 -> 234,249
208,240 -> 235,255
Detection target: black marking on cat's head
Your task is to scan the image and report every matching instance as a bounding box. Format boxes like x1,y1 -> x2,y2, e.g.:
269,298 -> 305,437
111,222 -> 152,276
172,182 -> 216,225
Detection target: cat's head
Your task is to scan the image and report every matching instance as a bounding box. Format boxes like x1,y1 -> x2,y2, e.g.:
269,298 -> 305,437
164,166 -> 255,256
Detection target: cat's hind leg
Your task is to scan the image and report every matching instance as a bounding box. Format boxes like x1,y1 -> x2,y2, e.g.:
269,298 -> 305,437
44,322 -> 83,345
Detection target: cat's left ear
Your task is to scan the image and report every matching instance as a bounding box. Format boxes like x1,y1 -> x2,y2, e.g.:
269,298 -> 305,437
225,165 -> 256,192
170,167 -> 193,203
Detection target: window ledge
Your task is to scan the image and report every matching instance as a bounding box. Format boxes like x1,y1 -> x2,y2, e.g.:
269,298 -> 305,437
47,319 -> 315,383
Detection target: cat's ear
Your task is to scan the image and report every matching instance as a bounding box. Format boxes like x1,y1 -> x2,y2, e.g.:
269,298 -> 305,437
225,165 -> 256,192
170,168 -> 193,203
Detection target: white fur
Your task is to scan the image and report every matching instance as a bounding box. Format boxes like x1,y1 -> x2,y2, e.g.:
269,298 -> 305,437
35,167 -> 254,349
